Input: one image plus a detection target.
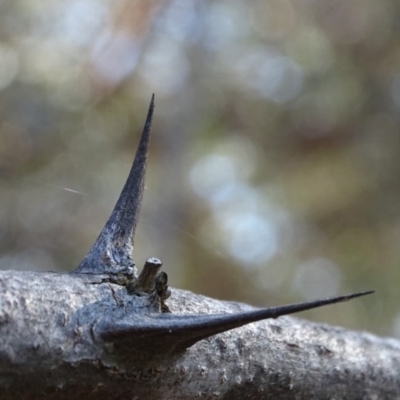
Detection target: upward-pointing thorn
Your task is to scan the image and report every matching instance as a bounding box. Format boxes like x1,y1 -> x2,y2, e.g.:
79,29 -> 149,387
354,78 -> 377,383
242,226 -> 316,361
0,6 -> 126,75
75,94 -> 155,277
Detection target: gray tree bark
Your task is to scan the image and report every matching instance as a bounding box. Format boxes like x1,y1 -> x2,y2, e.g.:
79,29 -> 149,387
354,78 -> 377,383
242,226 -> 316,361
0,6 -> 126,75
0,269 -> 399,399
1,95 -> 399,399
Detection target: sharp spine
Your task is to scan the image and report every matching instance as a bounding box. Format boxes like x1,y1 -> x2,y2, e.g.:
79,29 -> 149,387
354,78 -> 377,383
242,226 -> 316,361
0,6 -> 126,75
75,94 -> 155,277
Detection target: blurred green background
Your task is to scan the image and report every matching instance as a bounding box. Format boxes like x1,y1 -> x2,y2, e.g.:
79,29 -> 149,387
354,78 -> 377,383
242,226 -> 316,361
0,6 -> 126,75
0,0 -> 398,336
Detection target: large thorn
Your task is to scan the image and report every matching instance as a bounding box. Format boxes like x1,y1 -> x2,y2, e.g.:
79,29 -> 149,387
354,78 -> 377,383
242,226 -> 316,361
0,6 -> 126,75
75,94 -> 155,276
95,290 -> 374,353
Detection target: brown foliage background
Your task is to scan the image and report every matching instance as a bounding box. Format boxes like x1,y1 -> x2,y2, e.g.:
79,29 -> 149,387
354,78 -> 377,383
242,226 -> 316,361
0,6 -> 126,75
0,0 -> 397,336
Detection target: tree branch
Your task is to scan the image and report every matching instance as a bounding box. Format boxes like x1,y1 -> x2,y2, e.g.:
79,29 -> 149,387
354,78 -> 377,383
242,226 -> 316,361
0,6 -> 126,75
0,95 -> 397,399
0,270 -> 399,399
